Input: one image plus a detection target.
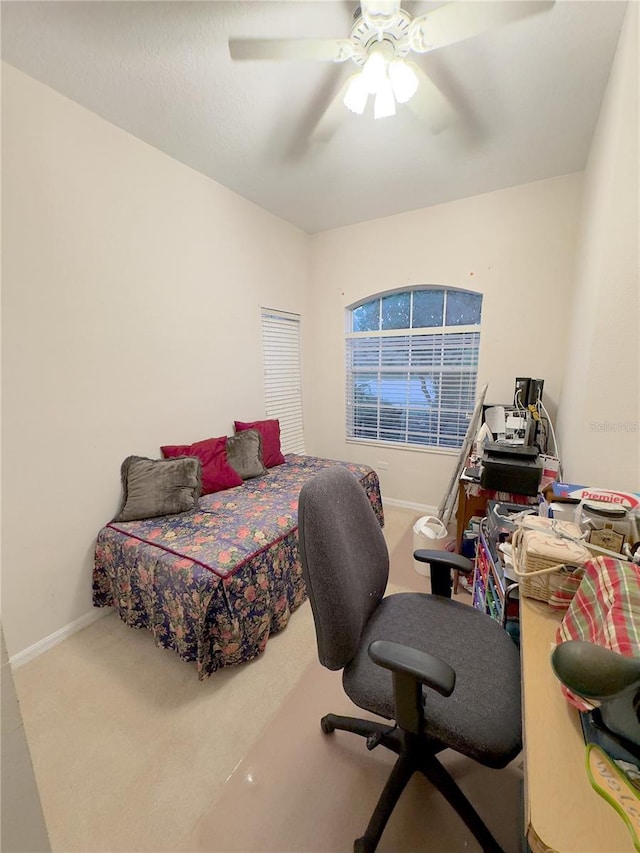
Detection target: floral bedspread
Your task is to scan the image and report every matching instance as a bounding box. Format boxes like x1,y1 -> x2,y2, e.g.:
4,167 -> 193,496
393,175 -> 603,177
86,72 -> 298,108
93,454 -> 383,678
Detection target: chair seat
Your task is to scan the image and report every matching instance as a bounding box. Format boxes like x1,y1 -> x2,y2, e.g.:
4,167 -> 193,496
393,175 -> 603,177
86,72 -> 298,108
343,592 -> 522,769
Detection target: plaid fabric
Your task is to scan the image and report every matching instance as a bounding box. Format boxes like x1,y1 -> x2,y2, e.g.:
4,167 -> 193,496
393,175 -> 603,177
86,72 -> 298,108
557,557 -> 640,711
548,566 -> 586,610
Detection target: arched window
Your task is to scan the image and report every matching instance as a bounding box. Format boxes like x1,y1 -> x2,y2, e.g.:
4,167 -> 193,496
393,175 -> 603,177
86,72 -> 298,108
346,287 -> 482,449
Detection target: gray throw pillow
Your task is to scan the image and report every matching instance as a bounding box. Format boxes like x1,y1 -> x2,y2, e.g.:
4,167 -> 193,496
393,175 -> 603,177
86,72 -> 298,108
113,455 -> 202,522
226,429 -> 267,480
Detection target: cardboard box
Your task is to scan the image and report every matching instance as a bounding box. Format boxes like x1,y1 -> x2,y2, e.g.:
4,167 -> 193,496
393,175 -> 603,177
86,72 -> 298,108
552,482 -> 640,511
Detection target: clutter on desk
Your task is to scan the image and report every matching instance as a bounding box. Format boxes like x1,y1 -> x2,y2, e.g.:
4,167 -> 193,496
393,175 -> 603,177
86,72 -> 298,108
471,501 -> 537,629
512,517 -> 592,603
551,555 -> 640,832
477,492 -> 640,616
469,376 -> 639,578
545,482 -> 640,562
579,502 -> 632,554
552,482 -> 640,508
556,556 -> 640,711
471,376 -> 561,496
461,465 -> 481,483
550,482 -> 640,560
473,422 -> 493,457
481,442 -> 542,496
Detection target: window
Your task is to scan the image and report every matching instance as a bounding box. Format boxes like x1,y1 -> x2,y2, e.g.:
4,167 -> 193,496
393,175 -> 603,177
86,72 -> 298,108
261,308 -> 305,454
346,288 -> 482,450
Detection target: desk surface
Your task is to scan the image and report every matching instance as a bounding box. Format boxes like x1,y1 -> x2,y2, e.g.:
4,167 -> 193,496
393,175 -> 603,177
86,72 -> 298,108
520,597 -> 634,852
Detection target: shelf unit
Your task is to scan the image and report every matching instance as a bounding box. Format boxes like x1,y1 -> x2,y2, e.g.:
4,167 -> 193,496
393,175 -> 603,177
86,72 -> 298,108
472,514 -> 520,627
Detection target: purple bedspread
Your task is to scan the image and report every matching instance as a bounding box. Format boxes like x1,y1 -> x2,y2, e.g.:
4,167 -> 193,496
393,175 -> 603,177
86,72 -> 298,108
93,454 -> 383,678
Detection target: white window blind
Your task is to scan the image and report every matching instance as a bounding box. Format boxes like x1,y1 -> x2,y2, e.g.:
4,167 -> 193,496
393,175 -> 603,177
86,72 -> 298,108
346,289 -> 482,450
261,308 -> 305,455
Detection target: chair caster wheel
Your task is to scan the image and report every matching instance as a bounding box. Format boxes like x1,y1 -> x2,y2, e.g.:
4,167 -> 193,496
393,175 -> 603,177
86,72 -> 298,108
320,716 -> 335,734
354,837 -> 374,853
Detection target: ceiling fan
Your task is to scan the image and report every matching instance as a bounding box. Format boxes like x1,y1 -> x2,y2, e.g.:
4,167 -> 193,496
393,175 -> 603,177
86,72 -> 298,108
229,1 -> 554,140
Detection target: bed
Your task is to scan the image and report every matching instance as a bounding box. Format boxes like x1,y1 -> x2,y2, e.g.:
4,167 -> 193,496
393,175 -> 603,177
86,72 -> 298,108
93,454 -> 383,678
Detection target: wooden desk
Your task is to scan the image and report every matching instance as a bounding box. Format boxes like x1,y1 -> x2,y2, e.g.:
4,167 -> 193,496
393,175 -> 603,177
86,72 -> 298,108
520,597 -> 634,852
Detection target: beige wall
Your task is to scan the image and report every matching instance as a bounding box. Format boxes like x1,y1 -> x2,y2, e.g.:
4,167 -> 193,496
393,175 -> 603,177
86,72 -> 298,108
4,12 -> 636,660
306,174 -> 583,507
1,64 -> 310,657
556,4 -> 639,492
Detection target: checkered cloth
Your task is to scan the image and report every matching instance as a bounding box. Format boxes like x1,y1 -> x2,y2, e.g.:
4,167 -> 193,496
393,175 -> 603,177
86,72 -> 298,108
556,556 -> 640,711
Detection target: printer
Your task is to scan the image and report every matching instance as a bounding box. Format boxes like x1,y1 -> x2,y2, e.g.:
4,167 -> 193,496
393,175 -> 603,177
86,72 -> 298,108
480,442 -> 542,496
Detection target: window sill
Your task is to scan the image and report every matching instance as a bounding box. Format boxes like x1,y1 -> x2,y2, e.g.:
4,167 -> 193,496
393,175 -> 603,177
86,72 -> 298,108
345,438 -> 460,457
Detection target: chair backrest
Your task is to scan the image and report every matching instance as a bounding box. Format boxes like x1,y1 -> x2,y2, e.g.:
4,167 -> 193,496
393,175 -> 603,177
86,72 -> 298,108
297,466 -> 389,671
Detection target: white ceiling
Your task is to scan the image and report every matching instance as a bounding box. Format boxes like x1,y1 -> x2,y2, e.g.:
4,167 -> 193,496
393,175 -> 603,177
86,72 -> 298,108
1,1 -> 628,233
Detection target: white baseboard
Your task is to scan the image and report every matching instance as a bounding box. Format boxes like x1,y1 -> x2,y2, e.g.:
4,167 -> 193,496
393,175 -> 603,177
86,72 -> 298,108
9,608 -> 109,669
383,497 -> 439,515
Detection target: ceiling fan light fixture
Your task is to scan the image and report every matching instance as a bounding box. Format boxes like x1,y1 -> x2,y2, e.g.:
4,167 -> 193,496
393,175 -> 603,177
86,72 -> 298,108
362,49 -> 388,95
373,79 -> 396,119
388,59 -> 418,103
343,73 -> 369,115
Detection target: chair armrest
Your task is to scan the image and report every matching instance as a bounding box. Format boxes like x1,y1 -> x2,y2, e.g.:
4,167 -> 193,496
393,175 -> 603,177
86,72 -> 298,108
368,639 -> 456,697
414,549 -> 474,576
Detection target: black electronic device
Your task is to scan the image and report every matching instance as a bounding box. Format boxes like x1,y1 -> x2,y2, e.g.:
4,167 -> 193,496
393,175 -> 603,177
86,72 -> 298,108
514,377 -> 531,409
481,443 -> 542,496
485,442 -> 539,460
524,414 -> 538,447
527,378 -> 544,407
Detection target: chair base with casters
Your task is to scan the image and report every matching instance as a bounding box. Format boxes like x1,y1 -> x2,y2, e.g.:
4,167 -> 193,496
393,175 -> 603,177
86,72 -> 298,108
320,709 -> 508,853
298,466 -> 522,853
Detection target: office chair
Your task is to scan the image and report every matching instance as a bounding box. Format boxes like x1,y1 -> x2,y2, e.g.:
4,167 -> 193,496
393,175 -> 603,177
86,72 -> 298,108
298,467 -> 522,853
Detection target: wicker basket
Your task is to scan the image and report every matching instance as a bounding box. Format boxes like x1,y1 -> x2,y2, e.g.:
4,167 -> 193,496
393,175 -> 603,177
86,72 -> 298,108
512,522 -> 592,603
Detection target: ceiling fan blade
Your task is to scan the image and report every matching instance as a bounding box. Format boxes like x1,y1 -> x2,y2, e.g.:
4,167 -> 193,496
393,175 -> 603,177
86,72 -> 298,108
405,63 -> 456,134
309,77 -> 353,143
229,38 -> 353,63
410,1 -> 555,54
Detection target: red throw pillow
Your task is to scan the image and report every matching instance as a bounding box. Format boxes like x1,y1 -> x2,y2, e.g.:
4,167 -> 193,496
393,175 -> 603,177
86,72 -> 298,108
161,436 -> 242,495
234,419 -> 285,468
